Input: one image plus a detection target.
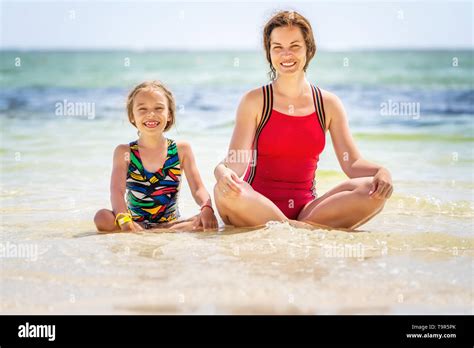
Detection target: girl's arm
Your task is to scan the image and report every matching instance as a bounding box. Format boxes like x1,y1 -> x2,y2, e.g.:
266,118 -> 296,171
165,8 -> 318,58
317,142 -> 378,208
110,145 -> 143,231
178,141 -> 218,230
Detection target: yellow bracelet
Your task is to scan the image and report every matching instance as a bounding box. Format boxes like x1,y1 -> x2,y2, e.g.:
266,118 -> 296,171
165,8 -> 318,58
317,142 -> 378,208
115,212 -> 132,227
117,215 -> 132,226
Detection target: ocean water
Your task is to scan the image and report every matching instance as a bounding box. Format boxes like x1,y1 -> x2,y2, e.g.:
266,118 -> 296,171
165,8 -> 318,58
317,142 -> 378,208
0,50 -> 472,314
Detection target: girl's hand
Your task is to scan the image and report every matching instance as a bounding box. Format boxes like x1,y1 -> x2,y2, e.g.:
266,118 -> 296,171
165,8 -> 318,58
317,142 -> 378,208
216,165 -> 244,197
369,168 -> 393,200
192,207 -> 218,231
120,221 -> 144,232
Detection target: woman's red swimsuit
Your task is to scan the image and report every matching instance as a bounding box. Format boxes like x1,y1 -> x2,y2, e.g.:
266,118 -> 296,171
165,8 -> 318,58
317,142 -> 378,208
243,84 -> 327,219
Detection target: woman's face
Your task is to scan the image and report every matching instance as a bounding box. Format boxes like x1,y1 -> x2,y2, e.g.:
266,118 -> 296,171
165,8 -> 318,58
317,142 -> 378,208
132,89 -> 170,134
269,25 -> 307,77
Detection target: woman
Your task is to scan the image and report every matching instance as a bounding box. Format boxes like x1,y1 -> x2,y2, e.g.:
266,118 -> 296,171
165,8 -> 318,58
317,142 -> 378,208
214,11 -> 393,230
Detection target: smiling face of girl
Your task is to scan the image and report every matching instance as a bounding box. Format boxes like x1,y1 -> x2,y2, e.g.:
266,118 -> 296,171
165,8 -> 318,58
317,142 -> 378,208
127,81 -> 176,134
270,26 -> 307,78
132,89 -> 170,135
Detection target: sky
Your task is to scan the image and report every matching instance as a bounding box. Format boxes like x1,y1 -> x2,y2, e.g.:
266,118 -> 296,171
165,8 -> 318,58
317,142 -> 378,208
1,0 -> 472,50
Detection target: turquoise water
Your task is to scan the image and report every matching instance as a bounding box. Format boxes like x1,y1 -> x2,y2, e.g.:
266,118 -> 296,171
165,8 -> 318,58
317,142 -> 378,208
0,50 -> 472,314
1,50 -> 472,88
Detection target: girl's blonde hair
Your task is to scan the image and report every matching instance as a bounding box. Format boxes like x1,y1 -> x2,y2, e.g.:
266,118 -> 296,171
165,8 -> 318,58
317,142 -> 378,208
126,80 -> 176,132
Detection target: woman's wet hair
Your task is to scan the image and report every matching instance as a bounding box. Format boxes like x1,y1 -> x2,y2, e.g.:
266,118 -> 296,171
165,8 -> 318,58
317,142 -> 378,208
263,10 -> 317,80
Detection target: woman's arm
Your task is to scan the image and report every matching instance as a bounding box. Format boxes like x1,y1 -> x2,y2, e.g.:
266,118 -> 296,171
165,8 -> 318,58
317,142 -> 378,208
214,88 -> 261,190
110,145 -> 143,231
324,91 -> 385,177
324,90 -> 393,199
178,141 -> 218,230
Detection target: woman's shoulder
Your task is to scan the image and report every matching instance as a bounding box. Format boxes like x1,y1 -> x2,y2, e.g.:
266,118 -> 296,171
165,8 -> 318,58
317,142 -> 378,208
236,86 -> 267,124
316,88 -> 346,130
317,88 -> 343,109
240,86 -> 265,107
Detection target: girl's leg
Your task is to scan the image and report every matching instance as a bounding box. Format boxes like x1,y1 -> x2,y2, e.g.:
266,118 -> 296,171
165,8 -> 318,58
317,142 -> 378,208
297,177 -> 388,230
214,181 -> 287,227
169,215 -> 200,231
94,211 -> 202,233
94,209 -> 121,232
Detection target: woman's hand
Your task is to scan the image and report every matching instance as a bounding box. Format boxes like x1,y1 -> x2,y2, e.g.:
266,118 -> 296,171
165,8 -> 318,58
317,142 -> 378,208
193,207 -> 218,231
369,168 -> 393,200
216,165 -> 244,197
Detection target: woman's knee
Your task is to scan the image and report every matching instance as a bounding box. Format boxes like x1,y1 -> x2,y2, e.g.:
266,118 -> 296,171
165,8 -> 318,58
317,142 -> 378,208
354,177 -> 386,198
350,177 -> 372,194
360,193 -> 387,217
350,178 -> 386,211
214,182 -> 248,208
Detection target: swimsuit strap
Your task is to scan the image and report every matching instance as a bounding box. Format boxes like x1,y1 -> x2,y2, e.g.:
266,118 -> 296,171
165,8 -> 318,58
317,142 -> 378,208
129,138 -> 177,178
128,140 -> 144,174
246,84 -> 274,185
311,85 -> 327,133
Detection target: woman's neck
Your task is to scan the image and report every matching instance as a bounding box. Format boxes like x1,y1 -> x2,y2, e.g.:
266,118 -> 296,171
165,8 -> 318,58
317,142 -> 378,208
138,133 -> 167,148
273,73 -> 309,98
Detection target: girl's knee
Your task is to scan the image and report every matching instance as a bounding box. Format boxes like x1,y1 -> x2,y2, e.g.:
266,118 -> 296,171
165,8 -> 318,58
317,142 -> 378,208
94,209 -> 114,230
94,209 -> 110,222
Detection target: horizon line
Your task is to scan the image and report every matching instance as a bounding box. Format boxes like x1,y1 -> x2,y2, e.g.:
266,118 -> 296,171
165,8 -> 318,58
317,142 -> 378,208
1,47 -> 473,52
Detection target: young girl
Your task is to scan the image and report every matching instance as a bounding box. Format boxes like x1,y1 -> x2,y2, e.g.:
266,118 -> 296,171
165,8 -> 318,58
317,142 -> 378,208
94,80 -> 218,232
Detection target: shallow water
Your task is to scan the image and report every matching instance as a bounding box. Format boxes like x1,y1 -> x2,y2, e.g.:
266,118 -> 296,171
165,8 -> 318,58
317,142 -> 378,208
1,222 -> 471,314
1,50 -> 473,314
